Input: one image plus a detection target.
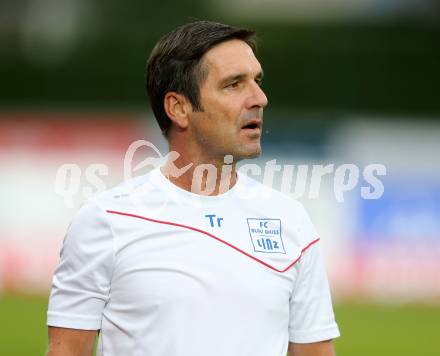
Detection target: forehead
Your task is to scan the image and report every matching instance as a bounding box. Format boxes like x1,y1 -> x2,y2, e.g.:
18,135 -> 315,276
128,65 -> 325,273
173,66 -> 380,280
201,39 -> 262,80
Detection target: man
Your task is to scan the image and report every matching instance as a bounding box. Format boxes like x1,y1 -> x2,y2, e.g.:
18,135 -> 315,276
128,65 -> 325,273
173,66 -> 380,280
47,21 -> 340,356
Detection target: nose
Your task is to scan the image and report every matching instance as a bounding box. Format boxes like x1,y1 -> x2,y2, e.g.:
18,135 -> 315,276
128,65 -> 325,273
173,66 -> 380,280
247,81 -> 268,109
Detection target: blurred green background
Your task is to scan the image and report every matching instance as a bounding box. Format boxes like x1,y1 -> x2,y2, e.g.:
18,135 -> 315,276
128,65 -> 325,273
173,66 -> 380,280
1,0 -> 439,355
1,0 -> 439,117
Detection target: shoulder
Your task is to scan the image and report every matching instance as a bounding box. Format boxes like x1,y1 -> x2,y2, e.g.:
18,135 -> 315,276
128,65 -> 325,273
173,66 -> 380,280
86,169 -> 164,212
64,172 -> 154,236
64,173 -> 157,246
237,172 -> 309,214
237,173 -> 317,246
91,173 -> 151,204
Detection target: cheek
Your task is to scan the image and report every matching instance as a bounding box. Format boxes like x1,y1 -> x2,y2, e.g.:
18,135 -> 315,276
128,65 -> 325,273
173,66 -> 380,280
209,101 -> 242,127
200,94 -> 244,135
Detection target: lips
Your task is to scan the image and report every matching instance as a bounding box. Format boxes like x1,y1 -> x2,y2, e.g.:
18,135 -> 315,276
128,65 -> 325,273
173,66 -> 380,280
241,119 -> 262,131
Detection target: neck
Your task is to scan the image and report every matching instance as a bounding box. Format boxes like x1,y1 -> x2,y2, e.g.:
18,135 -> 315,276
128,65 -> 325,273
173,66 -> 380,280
161,139 -> 238,196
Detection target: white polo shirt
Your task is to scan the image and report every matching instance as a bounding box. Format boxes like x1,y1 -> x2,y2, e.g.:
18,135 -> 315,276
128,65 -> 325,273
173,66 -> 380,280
48,168 -> 339,356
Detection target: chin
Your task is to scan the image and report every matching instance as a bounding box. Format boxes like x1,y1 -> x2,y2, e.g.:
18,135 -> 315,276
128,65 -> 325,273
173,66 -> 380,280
248,148 -> 262,158
236,146 -> 262,160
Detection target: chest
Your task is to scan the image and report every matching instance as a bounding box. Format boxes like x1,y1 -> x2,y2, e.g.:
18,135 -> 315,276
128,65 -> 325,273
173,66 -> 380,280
107,207 -> 300,318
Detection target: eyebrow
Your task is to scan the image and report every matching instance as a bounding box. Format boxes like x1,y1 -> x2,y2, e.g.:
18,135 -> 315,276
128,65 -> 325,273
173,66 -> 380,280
219,69 -> 264,86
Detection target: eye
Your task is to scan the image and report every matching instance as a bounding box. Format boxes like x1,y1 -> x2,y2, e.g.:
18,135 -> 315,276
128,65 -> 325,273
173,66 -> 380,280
255,78 -> 263,87
226,81 -> 240,89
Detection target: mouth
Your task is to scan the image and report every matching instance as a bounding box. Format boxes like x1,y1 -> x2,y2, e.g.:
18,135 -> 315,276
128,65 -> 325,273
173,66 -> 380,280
241,119 -> 262,134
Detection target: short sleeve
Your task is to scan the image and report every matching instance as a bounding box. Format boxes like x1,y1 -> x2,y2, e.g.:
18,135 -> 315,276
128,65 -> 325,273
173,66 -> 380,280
288,243 -> 340,343
288,206 -> 340,343
47,200 -> 114,330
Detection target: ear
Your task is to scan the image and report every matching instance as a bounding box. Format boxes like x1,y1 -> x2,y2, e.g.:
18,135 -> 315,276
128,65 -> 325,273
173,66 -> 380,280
163,92 -> 191,130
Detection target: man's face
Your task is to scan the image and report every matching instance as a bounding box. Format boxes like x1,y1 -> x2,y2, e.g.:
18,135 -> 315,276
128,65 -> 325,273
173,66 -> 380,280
188,39 -> 268,162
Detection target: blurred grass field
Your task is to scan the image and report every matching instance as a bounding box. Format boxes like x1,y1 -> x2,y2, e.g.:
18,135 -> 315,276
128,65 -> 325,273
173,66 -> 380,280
0,293 -> 438,356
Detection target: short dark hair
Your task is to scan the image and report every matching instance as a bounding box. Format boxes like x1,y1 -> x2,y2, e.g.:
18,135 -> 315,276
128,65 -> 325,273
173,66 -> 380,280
145,20 -> 257,136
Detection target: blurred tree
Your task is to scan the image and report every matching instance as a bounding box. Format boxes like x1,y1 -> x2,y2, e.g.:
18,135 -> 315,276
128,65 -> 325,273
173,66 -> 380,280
0,0 -> 439,120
